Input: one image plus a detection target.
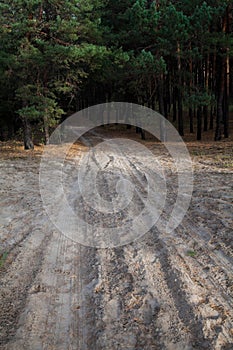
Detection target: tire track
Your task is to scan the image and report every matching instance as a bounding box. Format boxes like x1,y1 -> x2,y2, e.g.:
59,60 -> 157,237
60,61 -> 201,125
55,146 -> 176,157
0,133 -> 233,349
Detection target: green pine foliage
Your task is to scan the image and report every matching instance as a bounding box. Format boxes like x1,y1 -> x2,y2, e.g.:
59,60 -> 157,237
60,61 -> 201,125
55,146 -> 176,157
0,0 -> 232,145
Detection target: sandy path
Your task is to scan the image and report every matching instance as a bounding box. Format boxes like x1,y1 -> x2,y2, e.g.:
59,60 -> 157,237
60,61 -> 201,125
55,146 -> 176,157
0,134 -> 232,350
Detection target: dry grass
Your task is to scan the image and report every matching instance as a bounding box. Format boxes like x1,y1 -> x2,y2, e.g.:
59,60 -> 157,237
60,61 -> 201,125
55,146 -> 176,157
0,126 -> 232,171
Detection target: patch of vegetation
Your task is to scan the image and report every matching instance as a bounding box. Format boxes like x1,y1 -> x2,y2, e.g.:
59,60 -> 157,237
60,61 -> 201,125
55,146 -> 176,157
190,149 -> 205,156
186,250 -> 197,258
0,252 -> 8,268
217,155 -> 233,168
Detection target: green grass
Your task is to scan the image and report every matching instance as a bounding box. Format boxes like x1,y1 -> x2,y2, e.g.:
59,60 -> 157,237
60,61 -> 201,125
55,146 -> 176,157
190,149 -> 205,156
0,252 -> 8,268
217,154 -> 233,168
186,250 -> 197,258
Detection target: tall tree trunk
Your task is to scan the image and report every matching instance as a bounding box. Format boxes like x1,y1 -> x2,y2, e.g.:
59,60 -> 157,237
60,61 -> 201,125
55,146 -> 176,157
165,71 -> 171,117
189,48 -> 194,134
224,48 -> 230,138
172,86 -> 177,122
172,61 -> 177,122
203,54 -> 209,132
209,106 -> 215,130
197,106 -> 202,141
43,114 -> 50,145
22,117 -> 34,150
223,3 -> 231,138
177,42 -> 184,136
177,92 -> 184,136
215,6 -> 228,141
197,61 -> 204,140
215,56 -> 225,141
7,118 -> 15,139
211,50 -> 217,131
158,74 -> 165,116
158,75 -> 166,141
189,107 -> 194,133
203,106 -> 208,132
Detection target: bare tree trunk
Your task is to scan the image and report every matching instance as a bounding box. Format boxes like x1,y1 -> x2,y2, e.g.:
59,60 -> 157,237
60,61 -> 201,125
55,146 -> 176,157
158,74 -> 165,116
197,62 -> 204,140
203,54 -> 209,132
172,86 -> 177,122
158,75 -> 167,140
189,107 -> 194,133
209,106 -> 215,130
203,106 -> 208,132
215,7 -> 228,141
197,106 -> 202,141
223,4 -> 231,138
165,71 -> 171,117
215,56 -> 225,141
177,92 -> 183,136
177,42 -> 184,136
189,49 -> 194,134
43,114 -> 50,145
22,117 -> 34,150
224,49 -> 230,138
172,60 -> 177,122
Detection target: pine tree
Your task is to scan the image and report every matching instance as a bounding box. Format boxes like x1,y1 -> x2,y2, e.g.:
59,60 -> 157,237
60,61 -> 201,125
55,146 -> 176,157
0,0 -> 107,148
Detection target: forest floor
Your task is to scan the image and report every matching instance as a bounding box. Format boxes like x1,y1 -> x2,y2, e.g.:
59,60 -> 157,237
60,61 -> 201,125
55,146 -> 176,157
0,126 -> 233,350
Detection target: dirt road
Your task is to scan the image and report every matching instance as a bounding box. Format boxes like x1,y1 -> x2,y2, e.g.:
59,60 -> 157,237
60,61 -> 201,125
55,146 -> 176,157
0,133 -> 233,349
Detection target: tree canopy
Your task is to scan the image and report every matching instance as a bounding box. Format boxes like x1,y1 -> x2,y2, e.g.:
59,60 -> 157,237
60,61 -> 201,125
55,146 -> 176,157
0,0 -> 232,147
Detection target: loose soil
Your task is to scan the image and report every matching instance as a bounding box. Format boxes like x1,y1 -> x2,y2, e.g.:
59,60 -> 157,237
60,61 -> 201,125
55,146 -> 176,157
0,127 -> 232,350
